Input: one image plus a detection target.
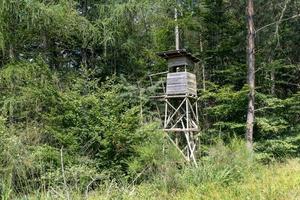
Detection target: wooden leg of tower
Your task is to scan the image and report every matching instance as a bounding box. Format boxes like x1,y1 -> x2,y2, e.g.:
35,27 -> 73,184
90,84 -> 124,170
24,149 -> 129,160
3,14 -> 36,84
186,97 -> 189,131
194,100 -> 199,159
189,132 -> 194,161
185,131 -> 190,162
165,132 -> 189,162
163,97 -> 199,167
164,99 -> 168,129
195,100 -> 199,127
184,131 -> 197,166
185,98 -> 190,162
189,132 -> 198,167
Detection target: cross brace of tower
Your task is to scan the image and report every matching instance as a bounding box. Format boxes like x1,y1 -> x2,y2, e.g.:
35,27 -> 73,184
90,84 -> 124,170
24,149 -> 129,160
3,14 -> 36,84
163,95 -> 199,166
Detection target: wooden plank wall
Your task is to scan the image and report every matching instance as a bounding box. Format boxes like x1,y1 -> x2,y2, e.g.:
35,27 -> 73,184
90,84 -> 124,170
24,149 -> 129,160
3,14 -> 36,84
166,72 -> 197,96
168,57 -> 193,68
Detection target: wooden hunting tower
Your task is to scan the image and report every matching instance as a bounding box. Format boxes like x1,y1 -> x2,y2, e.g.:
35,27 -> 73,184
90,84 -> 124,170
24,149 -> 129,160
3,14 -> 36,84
151,49 -> 200,166
157,49 -> 198,96
149,6 -> 200,166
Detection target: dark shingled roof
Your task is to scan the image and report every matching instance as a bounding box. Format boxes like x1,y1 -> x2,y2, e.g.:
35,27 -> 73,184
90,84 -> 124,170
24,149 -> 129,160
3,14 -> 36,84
157,49 -> 200,63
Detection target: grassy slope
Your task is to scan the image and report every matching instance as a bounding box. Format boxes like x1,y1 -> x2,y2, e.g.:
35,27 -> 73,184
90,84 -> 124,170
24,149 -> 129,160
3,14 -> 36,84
84,159 -> 300,200
175,159 -> 300,200
12,157 -> 300,200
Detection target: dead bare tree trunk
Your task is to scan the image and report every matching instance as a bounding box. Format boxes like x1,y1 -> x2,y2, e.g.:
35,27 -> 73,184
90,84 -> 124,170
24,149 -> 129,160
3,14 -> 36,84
82,48 -> 87,66
246,0 -> 255,150
175,8 -> 180,50
9,43 -> 14,61
199,34 -> 206,92
42,32 -> 49,64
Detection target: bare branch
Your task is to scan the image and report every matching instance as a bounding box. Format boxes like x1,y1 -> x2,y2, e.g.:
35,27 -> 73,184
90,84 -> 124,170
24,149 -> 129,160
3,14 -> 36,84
256,13 -> 300,34
274,0 -> 290,47
130,166 -> 149,186
85,177 -> 101,200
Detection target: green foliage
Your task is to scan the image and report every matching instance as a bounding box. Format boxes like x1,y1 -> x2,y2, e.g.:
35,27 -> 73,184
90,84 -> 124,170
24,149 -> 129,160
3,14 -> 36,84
199,84 -> 248,142
0,60 -> 159,193
128,122 -> 184,183
0,0 -> 299,198
252,92 -> 300,161
0,61 -> 58,123
147,139 -> 257,194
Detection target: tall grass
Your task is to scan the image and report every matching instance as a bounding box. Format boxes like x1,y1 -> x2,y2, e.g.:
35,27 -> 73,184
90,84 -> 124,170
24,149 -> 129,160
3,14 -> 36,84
5,139 -> 300,200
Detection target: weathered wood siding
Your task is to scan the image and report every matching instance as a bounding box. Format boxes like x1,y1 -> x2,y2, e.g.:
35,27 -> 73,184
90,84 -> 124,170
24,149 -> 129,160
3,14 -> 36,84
166,72 -> 197,96
167,56 -> 194,68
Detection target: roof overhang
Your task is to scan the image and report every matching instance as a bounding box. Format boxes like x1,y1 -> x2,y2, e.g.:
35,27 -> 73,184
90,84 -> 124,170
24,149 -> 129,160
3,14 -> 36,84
156,49 -> 200,63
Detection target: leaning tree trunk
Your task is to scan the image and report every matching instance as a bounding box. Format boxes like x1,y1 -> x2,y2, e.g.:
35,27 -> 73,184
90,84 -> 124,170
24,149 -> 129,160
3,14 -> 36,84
246,0 -> 255,150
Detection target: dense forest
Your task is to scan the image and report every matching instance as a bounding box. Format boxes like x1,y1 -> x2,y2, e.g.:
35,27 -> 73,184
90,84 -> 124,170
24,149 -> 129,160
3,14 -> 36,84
0,0 -> 300,199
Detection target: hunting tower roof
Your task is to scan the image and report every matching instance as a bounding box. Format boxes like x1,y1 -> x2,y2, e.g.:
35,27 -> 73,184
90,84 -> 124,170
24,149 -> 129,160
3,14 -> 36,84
157,49 -> 200,63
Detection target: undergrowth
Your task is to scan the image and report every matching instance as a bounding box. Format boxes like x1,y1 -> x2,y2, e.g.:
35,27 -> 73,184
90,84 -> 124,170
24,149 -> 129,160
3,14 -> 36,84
3,139 -> 300,200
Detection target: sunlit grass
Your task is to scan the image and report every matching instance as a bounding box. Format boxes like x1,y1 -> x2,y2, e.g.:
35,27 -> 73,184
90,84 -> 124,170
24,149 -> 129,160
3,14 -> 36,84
7,140 -> 300,200
17,159 -> 300,200
174,159 -> 300,200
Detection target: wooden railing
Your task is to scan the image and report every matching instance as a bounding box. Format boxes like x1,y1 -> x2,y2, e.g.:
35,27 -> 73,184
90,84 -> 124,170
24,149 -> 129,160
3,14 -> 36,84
148,71 -> 168,99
